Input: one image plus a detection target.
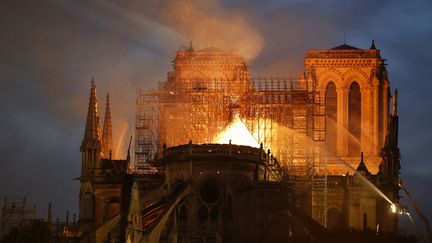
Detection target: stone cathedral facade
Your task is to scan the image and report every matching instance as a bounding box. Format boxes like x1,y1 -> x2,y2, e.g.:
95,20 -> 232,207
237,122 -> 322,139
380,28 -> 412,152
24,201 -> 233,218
307,41 -> 390,175
76,42 -> 400,242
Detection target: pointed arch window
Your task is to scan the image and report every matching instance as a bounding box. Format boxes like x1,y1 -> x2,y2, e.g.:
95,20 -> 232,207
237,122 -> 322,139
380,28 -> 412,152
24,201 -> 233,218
325,82 -> 337,155
348,82 -> 361,156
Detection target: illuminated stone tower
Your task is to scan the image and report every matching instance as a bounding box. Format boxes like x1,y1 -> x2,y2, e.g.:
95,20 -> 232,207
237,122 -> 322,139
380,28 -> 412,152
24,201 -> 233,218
79,78 -> 101,230
305,41 -> 390,175
305,42 -> 400,232
79,80 -> 129,242
165,42 -> 250,96
152,44 -> 252,151
169,42 -> 249,81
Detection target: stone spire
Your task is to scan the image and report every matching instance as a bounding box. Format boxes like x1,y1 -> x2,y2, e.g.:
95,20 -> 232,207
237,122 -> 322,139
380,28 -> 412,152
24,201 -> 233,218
81,78 -> 102,150
102,93 -> 113,158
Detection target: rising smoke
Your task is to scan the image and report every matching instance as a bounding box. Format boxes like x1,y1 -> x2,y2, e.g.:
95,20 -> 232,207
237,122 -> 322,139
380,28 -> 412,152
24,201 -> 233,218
155,0 -> 264,60
9,0 -> 265,159
82,0 -> 264,156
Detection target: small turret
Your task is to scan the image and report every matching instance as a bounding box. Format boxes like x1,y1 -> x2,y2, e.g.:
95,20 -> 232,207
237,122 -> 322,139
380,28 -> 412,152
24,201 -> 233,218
356,152 -> 371,176
187,41 -> 194,52
384,89 -> 399,149
102,93 -> 113,158
370,40 -> 376,50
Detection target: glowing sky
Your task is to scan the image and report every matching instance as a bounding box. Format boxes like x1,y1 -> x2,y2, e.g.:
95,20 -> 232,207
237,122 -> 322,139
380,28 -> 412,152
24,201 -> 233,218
1,0 -> 432,233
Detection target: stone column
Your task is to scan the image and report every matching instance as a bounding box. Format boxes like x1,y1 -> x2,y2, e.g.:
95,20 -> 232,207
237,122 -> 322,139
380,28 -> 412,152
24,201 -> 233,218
372,83 -> 380,156
360,86 -> 372,157
382,82 -> 390,148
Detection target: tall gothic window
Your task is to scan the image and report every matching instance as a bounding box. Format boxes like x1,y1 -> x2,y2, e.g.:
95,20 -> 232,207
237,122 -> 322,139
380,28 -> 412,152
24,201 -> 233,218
325,82 -> 337,155
348,82 -> 361,156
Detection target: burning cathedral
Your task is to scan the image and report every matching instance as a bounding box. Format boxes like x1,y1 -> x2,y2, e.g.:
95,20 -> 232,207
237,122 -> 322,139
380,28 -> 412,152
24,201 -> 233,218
76,41 -> 401,242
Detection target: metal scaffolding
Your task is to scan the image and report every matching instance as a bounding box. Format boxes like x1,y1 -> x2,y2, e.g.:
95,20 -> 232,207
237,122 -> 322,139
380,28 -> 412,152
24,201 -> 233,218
135,75 -> 328,225
135,90 -> 159,168
0,197 -> 36,238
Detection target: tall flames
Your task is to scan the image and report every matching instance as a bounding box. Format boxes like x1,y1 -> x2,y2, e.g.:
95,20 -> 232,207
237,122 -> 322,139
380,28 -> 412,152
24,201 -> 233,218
213,112 -> 259,148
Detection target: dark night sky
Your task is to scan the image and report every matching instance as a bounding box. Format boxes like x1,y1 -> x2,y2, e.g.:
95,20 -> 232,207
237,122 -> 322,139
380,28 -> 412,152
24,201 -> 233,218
1,0 -> 432,235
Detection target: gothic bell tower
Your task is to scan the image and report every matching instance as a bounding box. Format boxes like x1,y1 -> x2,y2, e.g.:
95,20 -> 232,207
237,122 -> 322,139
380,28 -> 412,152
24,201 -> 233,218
79,78 -> 102,229
304,41 -> 390,175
